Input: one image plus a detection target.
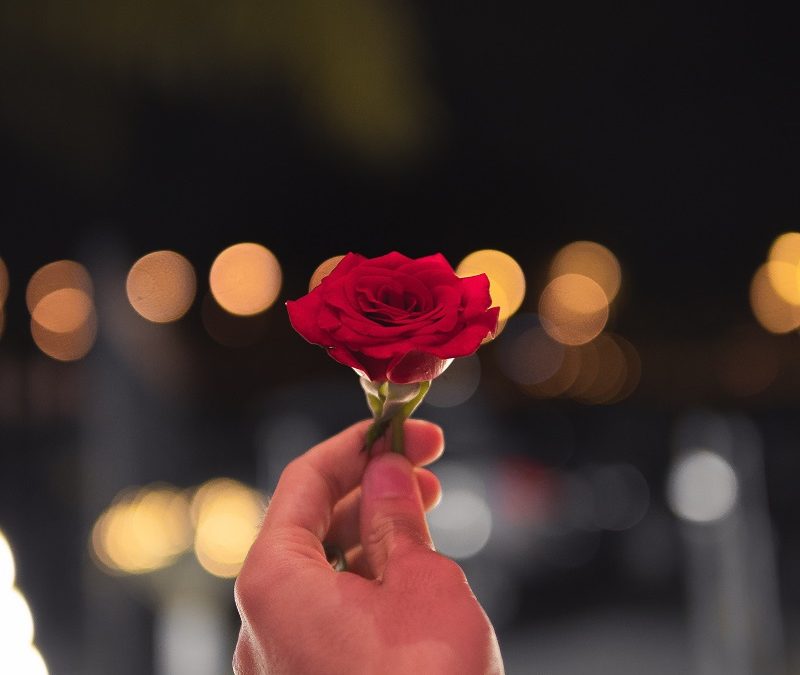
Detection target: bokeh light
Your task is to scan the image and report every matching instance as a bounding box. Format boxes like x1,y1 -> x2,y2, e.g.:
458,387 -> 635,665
750,262 -> 800,333
539,274 -> 609,345
0,257 -> 8,306
0,587 -> 34,650
550,241 -> 622,302
209,243 -> 282,316
716,327 -> 780,397
573,334 -> 628,404
191,478 -> 265,578
767,232 -> 800,304
496,315 -> 565,387
525,344 -> 582,398
0,531 -> 15,590
30,309 -> 97,362
31,288 -> 93,333
91,485 -> 193,575
456,249 -> 526,322
3,645 -> 49,675
126,250 -> 197,323
26,260 -> 97,361
425,354 -> 481,407
428,463 -> 493,559
309,254 -> 345,291
667,449 -> 738,523
25,261 -> 92,314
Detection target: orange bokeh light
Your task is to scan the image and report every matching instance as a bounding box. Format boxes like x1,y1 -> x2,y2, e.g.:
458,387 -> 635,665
550,241 -> 622,302
126,250 -> 197,323
210,243 -> 282,316
539,273 -> 609,345
750,263 -> 800,333
26,260 -> 93,314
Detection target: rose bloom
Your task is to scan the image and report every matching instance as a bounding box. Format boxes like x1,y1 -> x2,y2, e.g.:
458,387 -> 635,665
287,252 -> 500,383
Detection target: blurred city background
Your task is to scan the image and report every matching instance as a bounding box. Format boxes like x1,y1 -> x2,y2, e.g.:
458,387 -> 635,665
1,2 -> 799,674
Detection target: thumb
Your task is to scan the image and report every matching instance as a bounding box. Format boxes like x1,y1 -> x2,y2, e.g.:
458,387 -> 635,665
360,452 -> 434,579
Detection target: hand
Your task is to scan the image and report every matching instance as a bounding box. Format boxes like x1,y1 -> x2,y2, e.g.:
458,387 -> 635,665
233,419 -> 504,675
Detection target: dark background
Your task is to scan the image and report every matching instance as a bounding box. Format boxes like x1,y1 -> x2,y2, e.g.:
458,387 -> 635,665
1,3 -> 799,674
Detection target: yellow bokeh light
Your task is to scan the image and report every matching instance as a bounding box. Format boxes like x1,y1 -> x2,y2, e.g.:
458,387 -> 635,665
192,478 -> 264,578
768,231 -> 800,266
309,255 -> 345,292
456,249 -> 526,322
539,274 -> 609,345
126,250 -> 197,323
210,243 -> 282,316
0,530 -> 15,590
0,257 -> 8,306
31,288 -> 93,333
91,485 -> 192,575
25,260 -> 92,314
550,241 -> 622,302
750,263 -> 800,333
30,308 -> 97,362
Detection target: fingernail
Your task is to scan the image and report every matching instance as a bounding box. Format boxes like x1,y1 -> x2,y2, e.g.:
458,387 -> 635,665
365,456 -> 414,499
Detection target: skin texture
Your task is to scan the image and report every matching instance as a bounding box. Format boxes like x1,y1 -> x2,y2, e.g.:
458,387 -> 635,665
233,419 -> 504,675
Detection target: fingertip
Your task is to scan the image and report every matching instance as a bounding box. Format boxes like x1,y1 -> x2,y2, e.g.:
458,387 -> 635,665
414,467 -> 442,511
403,419 -> 445,466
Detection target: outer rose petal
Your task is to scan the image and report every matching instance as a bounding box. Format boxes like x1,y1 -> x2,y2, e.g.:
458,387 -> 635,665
328,347 -> 389,382
286,293 -> 329,345
321,252 -> 367,284
422,307 -> 500,358
386,351 -> 453,384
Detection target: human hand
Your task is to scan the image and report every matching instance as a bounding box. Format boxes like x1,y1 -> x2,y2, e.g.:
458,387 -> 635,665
233,419 -> 504,675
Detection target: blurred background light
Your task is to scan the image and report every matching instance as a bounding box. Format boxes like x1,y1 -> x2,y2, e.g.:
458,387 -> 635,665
30,309 -> 97,362
26,260 -> 97,361
126,250 -> 197,323
0,587 -> 34,651
456,249 -> 526,322
549,241 -> 622,303
767,232 -> 800,304
667,449 -> 738,523
428,463 -> 493,559
750,262 -> 800,333
0,531 -> 14,589
25,260 -> 93,315
539,273 -> 609,346
191,478 -> 264,578
573,334 -> 627,404
91,485 -> 192,575
716,326 -> 780,397
525,344 -> 582,398
424,354 -> 481,407
31,288 -> 93,333
496,314 -> 565,387
3,645 -> 49,675
209,243 -> 282,316
309,254 -> 345,291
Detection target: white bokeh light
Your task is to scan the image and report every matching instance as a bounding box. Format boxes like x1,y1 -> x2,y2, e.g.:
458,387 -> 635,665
667,449 -> 739,523
0,587 -> 35,649
0,531 -> 14,589
428,464 -> 493,559
4,644 -> 49,675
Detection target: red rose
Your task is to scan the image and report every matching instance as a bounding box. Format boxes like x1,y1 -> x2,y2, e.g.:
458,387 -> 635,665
286,252 -> 500,383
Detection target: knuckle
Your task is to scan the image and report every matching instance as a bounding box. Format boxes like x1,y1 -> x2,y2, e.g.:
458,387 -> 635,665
366,513 -> 425,552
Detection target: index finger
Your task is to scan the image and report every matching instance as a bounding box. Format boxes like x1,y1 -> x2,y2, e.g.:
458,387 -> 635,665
251,418 -> 444,562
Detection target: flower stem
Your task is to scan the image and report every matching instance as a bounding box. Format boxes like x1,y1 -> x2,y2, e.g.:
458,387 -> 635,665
390,414 -> 405,454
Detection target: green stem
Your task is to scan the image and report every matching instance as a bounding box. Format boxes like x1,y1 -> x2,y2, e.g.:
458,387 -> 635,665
390,414 -> 405,454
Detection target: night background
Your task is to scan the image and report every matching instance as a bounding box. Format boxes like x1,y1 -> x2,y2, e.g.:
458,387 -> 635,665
1,3 -> 798,674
